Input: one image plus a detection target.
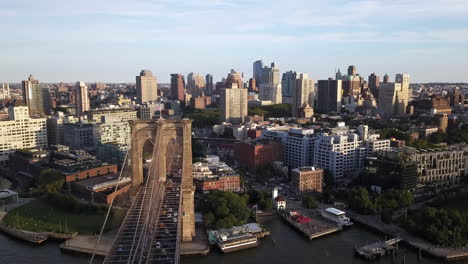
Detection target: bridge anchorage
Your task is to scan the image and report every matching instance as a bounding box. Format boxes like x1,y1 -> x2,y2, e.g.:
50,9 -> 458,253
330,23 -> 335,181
94,119 -> 195,264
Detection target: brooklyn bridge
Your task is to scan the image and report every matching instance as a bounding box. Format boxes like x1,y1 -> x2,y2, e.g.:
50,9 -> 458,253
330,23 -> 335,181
96,119 -> 195,264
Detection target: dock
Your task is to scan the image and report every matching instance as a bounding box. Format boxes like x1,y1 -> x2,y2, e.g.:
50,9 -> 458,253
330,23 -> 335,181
279,210 -> 342,240
355,237 -> 401,260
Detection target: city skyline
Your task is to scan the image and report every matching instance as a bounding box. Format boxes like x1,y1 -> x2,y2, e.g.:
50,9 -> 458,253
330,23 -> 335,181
1,0 -> 468,83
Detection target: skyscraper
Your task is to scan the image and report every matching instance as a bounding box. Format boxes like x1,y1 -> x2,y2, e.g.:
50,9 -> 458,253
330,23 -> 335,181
383,73 -> 390,83
136,69 -> 158,104
317,79 -> 342,113
292,73 -> 314,117
347,65 -> 357,76
253,60 -> 263,86
259,62 -> 282,104
248,78 -> 257,92
75,81 -> 90,117
220,70 -> 248,124
281,71 -> 297,104
187,73 -> 205,97
170,74 -> 185,101
22,74 -> 50,116
378,78 -> 409,118
368,73 -> 380,99
205,74 -> 213,96
396,73 -> 411,101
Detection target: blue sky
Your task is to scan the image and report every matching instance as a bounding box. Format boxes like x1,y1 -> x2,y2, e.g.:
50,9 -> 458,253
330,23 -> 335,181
1,0 -> 468,83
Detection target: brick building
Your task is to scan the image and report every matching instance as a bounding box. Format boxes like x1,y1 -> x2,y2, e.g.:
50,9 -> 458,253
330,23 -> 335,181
234,140 -> 283,171
291,166 -> 323,194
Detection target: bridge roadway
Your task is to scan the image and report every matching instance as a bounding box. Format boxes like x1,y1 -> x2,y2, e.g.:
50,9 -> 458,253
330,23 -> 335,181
104,148 -> 183,263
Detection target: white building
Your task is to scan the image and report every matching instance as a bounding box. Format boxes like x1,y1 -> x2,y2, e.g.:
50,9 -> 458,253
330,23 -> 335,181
93,116 -> 131,146
262,127 -> 316,169
192,162 -> 214,179
0,106 -> 47,166
87,108 -> 138,123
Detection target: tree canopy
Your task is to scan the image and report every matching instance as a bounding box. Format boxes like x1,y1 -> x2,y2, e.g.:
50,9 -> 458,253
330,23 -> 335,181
35,169 -> 64,193
202,191 -> 251,229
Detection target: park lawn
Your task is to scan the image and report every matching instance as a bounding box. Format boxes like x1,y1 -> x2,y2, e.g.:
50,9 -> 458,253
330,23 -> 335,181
2,199 -> 126,234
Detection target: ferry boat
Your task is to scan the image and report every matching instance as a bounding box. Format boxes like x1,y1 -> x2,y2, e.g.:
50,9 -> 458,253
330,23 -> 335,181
321,207 -> 353,227
217,233 -> 259,253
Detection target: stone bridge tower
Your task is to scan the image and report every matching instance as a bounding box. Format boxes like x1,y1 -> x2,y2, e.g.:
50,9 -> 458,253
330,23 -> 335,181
128,119 -> 195,241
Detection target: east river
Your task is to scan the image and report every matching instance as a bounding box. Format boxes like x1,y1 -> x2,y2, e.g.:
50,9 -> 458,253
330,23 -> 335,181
0,216 -> 462,264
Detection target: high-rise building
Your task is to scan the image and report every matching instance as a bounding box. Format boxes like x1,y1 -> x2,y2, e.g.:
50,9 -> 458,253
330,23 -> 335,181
317,79 -> 342,114
292,73 -> 314,117
248,78 -> 257,92
347,65 -> 357,76
22,74 -> 50,116
342,76 -> 361,97
225,69 -> 244,89
396,73 -> 411,101
187,73 -> 205,97
253,60 -> 264,86
378,76 -> 409,118
259,62 -> 282,104
368,73 -> 380,99
383,73 -> 390,83
1,83 -> 10,99
0,106 -> 47,166
281,71 -> 297,104
205,74 -> 213,96
136,69 -> 158,104
75,81 -> 90,117
170,74 -> 185,101
262,62 -> 281,84
220,70 -> 248,124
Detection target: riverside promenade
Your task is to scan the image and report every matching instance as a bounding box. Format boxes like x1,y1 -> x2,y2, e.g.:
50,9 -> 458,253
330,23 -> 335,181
347,210 -> 468,261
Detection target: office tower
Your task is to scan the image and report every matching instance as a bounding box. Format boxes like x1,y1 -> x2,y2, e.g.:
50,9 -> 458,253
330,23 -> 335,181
0,106 -> 47,166
262,62 -> 281,84
368,73 -> 380,99
170,74 -> 185,101
1,83 -> 10,99
342,76 -> 361,97
281,71 -> 297,104
378,80 -> 409,118
259,62 -> 282,104
292,73 -> 314,117
220,70 -> 248,124
253,60 -> 264,86
347,65 -> 357,76
205,74 -> 213,96
75,81 -> 90,117
396,73 -> 411,101
187,73 -> 205,97
22,74 -> 50,116
136,69 -> 158,104
383,73 -> 390,83
248,78 -> 257,92
317,79 -> 342,113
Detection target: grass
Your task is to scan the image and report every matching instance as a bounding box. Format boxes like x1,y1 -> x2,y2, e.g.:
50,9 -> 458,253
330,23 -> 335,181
2,199 -> 126,234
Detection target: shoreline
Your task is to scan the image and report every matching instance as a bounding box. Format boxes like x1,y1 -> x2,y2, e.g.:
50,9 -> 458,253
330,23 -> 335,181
347,210 -> 468,261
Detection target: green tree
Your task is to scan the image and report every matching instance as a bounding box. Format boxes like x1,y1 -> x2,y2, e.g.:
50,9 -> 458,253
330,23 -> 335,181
35,169 -> 64,193
302,195 -> 317,209
258,199 -> 273,211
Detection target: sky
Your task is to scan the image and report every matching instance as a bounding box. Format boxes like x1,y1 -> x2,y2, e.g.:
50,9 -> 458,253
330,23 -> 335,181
1,0 -> 468,83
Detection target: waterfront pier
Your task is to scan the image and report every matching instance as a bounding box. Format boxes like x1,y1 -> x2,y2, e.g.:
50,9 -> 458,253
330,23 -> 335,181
355,237 -> 401,260
279,210 -> 342,240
